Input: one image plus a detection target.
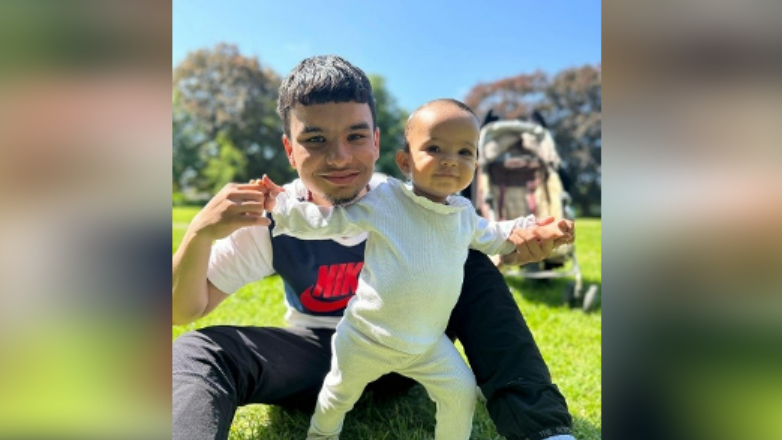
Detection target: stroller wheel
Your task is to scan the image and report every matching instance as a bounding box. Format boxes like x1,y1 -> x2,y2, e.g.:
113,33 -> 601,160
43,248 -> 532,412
543,259 -> 565,270
563,281 -> 582,308
582,285 -> 600,312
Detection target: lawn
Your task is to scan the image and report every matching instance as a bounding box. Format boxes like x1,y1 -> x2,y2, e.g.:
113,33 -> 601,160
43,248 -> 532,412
172,208 -> 602,440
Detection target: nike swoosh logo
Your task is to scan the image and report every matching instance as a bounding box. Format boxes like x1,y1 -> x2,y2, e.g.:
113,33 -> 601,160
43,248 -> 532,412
300,287 -> 354,313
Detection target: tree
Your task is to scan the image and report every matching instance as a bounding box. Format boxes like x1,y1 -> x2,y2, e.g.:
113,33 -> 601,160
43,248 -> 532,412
464,65 -> 601,216
465,71 -> 549,121
203,131 -> 247,194
544,65 -> 601,217
172,89 -> 206,193
369,75 -> 408,179
172,43 -> 289,192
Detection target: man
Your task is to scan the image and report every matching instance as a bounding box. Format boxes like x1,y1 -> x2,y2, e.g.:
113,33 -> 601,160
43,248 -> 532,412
173,55 -> 575,440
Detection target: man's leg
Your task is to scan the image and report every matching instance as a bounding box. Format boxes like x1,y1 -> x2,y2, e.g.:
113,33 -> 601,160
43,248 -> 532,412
172,325 -> 333,440
447,250 -> 573,440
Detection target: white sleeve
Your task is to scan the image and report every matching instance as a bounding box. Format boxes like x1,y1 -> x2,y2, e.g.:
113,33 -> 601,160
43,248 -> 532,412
207,225 -> 275,295
471,214 -> 537,255
271,193 -> 367,240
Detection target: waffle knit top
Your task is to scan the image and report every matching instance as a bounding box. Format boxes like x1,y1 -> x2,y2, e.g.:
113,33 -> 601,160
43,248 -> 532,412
272,177 -> 533,354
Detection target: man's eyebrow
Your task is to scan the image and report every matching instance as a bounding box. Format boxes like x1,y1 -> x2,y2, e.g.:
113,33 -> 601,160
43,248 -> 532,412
301,126 -> 323,134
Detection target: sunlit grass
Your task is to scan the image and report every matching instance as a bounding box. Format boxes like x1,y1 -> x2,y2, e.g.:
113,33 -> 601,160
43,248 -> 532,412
173,209 -> 601,439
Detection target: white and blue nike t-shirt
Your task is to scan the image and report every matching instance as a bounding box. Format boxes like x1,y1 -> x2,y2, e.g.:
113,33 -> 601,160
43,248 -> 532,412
206,176 -> 381,330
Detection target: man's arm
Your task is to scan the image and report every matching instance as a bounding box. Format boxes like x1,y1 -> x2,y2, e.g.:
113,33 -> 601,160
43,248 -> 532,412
172,182 -> 272,325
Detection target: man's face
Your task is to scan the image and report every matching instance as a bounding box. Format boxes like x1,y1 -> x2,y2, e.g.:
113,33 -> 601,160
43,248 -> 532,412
283,102 -> 379,206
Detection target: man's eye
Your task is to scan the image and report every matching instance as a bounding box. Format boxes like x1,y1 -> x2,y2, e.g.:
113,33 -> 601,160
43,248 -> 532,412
426,145 -> 440,153
347,133 -> 366,141
305,136 -> 326,143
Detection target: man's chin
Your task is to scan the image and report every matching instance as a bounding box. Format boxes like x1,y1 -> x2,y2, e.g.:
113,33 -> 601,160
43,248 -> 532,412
327,192 -> 361,207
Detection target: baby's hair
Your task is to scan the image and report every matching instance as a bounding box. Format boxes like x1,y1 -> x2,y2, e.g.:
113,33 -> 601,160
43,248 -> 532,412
403,98 -> 479,152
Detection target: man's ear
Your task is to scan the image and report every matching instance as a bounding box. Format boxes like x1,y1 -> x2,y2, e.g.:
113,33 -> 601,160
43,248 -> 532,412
396,150 -> 411,175
373,127 -> 381,159
282,135 -> 296,167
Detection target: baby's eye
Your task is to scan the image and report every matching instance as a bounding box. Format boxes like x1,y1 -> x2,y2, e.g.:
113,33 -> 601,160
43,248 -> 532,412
459,149 -> 475,156
426,145 -> 440,153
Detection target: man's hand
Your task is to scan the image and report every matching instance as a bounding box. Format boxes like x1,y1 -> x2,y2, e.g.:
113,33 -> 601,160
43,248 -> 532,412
188,180 -> 276,242
502,216 -> 575,266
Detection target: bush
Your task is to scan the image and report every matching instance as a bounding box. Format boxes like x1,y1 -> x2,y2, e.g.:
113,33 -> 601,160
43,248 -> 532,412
172,192 -> 186,206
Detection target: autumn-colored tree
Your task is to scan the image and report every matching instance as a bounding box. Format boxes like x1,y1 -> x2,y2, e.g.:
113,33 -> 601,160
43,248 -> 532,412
545,65 -> 601,217
465,70 -> 550,121
464,65 -> 601,216
173,43 -> 287,192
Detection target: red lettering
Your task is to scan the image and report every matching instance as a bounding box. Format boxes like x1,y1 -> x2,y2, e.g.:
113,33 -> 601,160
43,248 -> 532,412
317,265 -> 342,298
342,262 -> 364,294
330,264 -> 346,298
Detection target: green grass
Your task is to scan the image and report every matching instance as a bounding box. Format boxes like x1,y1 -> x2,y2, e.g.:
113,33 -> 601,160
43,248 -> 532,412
173,208 -> 602,439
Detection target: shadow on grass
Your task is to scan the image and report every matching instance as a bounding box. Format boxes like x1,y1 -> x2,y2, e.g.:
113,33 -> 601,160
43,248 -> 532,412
244,385 -> 601,439
253,385 -> 437,440
571,415 -> 602,440
504,273 -> 602,313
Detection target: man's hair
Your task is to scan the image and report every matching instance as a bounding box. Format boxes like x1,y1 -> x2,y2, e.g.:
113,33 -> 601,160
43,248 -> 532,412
277,55 -> 377,138
403,98 -> 479,152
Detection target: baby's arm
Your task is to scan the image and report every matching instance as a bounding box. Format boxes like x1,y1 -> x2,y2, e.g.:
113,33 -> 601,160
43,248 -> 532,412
471,214 -> 537,255
255,176 -> 366,240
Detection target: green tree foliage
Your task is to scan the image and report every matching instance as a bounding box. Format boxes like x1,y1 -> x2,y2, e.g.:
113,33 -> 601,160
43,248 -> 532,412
203,131 -> 248,193
172,46 -> 411,194
465,65 -> 601,216
369,75 -> 408,179
172,90 -> 206,192
172,43 -> 289,192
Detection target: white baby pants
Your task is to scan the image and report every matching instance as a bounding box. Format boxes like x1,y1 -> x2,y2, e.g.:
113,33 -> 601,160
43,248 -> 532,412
307,321 -> 477,440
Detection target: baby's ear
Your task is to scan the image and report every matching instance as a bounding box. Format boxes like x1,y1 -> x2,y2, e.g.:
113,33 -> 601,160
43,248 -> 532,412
395,150 -> 411,175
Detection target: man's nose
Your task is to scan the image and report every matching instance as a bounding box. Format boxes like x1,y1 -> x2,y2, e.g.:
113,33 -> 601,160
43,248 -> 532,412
326,140 -> 351,166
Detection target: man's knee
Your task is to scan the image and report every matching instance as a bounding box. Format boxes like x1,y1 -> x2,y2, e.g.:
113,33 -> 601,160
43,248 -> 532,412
172,328 -> 228,374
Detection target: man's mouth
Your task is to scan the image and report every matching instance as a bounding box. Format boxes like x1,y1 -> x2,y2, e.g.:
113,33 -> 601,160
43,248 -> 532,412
321,172 -> 360,185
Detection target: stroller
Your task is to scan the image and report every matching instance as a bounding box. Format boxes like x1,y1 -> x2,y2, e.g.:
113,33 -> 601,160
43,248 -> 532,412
469,111 -> 598,312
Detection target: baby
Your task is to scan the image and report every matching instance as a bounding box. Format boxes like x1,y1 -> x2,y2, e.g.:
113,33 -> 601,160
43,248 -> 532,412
257,98 -> 572,440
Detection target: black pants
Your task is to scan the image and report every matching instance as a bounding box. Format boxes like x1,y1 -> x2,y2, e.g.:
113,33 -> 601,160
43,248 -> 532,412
172,250 -> 572,440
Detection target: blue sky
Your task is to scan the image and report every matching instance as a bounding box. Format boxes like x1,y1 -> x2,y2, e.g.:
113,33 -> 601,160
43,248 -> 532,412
173,0 -> 601,112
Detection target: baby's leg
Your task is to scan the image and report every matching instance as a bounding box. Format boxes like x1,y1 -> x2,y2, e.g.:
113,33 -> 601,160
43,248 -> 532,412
401,335 -> 477,440
307,324 -> 394,440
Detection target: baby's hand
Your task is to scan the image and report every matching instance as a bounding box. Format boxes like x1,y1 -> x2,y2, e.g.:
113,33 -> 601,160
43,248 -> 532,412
554,219 -> 575,247
248,175 -> 284,212
538,219 -> 574,248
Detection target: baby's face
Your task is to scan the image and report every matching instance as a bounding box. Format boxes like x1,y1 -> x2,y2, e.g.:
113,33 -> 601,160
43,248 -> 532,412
402,104 -> 479,203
